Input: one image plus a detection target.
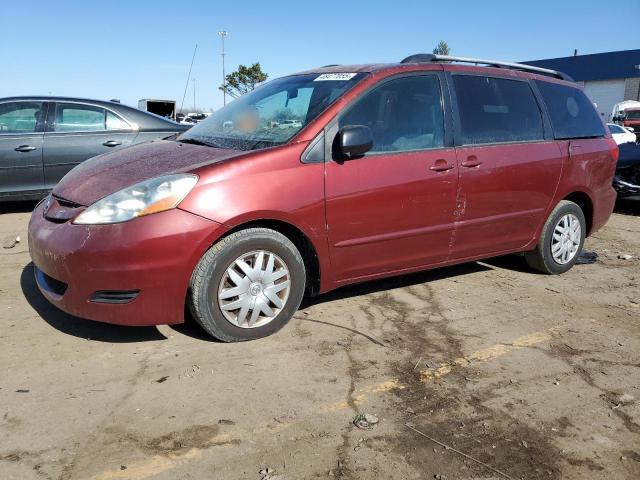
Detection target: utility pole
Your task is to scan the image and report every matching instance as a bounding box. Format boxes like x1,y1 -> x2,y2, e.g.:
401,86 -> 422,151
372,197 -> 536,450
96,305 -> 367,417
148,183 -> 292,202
193,78 -> 196,112
218,30 -> 228,106
180,44 -> 197,115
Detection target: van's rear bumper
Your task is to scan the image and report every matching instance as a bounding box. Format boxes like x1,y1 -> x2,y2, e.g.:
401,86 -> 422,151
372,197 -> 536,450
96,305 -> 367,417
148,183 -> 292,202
591,185 -> 618,234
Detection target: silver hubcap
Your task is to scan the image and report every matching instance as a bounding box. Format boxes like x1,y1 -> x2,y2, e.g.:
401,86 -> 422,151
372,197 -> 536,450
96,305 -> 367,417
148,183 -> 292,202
551,213 -> 581,265
217,250 -> 291,328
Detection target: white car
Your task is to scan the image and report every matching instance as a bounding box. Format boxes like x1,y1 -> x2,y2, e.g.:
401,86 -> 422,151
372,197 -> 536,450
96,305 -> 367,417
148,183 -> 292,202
278,119 -> 303,129
607,123 -> 637,145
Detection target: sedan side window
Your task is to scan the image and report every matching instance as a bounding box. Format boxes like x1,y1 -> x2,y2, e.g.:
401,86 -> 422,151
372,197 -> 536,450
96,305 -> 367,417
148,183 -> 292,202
54,103 -> 107,132
106,111 -> 131,130
0,102 -> 45,133
339,76 -> 445,153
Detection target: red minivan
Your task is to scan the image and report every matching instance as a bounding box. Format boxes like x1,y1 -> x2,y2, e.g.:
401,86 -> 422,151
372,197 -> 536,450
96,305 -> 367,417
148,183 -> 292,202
28,54 -> 619,341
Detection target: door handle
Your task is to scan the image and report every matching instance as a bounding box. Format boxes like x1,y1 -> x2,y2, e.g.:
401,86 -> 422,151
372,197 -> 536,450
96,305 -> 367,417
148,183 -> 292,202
102,140 -> 122,147
430,159 -> 454,172
14,145 -> 37,152
461,155 -> 482,168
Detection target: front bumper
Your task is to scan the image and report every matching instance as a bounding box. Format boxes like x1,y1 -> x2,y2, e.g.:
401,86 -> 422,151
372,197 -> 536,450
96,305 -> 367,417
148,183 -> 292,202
28,202 -> 226,326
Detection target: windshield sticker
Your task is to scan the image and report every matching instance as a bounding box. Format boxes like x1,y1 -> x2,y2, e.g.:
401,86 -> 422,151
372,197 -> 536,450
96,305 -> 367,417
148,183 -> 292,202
314,73 -> 357,82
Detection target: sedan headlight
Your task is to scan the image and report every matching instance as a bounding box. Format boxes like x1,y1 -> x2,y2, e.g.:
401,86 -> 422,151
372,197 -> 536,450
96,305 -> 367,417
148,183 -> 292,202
73,174 -> 198,225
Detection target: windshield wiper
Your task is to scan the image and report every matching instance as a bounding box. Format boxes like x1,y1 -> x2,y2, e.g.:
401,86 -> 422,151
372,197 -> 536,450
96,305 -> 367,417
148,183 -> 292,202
179,138 -> 215,147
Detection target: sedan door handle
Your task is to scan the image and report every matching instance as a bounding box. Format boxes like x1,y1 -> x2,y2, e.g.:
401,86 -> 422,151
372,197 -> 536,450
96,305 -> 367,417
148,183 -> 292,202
102,140 -> 122,147
14,145 -> 37,152
430,159 -> 455,172
461,155 -> 482,168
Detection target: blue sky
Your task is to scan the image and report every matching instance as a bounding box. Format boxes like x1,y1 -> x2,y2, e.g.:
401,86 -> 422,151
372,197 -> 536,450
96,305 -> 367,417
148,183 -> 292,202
1,0 -> 639,111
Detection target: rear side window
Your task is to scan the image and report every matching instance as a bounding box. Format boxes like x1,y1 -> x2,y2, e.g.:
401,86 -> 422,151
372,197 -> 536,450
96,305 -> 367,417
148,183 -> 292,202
339,75 -> 444,153
535,81 -> 605,140
453,75 -> 544,145
106,111 -> 130,130
54,103 -> 106,132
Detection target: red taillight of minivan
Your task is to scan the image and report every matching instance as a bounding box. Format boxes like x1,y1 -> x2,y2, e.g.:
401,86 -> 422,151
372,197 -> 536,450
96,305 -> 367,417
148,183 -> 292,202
605,137 -> 619,163
608,138 -> 620,163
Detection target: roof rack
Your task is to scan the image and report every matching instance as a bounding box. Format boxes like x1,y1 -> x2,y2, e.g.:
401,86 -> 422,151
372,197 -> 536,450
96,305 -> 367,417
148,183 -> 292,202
400,54 -> 573,81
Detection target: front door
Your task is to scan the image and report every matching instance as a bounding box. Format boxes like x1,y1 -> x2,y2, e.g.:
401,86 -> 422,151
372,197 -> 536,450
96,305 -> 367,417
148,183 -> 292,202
0,101 -> 46,199
449,74 -> 563,259
43,102 -> 137,189
325,74 -> 458,283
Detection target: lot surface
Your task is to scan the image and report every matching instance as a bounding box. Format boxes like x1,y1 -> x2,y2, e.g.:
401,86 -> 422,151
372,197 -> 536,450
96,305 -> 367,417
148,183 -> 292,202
1,201 -> 639,480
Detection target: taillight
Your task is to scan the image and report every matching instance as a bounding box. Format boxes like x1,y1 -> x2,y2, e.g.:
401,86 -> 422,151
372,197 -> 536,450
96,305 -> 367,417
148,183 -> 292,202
608,138 -> 619,163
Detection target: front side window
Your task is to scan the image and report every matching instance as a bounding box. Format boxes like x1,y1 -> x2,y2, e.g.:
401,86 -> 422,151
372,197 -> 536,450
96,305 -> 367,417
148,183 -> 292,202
55,103 -> 107,132
535,81 -> 605,140
339,75 -> 445,153
626,110 -> 640,120
453,76 -> 544,145
179,73 -> 366,151
0,102 -> 44,133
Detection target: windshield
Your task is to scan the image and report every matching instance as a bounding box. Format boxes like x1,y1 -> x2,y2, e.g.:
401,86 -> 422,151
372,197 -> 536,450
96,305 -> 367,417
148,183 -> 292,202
625,110 -> 640,120
178,72 -> 366,151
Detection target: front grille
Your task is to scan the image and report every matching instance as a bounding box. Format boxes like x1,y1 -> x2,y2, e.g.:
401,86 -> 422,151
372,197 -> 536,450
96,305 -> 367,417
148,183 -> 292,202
34,267 -> 68,296
90,290 -> 140,304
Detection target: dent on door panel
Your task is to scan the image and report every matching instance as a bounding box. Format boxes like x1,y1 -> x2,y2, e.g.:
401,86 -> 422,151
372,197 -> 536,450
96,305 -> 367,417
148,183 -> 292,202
451,141 -> 564,259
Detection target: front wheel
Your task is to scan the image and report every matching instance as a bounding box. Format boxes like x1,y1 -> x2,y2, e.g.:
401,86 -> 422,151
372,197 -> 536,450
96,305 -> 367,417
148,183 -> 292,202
525,200 -> 586,274
189,228 -> 306,341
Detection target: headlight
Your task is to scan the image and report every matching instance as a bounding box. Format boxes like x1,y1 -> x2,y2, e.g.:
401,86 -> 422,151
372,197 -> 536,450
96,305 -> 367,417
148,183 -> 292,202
73,174 -> 198,225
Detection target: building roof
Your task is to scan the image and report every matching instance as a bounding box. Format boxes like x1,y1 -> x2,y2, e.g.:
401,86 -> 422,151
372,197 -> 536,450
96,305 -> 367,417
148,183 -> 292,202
523,49 -> 640,82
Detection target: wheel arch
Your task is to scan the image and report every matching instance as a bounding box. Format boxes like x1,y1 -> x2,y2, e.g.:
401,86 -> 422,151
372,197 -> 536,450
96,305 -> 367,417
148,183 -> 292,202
562,191 -> 594,236
222,218 -> 322,296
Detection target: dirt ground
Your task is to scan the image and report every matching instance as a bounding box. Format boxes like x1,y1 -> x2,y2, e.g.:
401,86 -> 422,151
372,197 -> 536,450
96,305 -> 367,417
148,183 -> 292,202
1,200 -> 639,480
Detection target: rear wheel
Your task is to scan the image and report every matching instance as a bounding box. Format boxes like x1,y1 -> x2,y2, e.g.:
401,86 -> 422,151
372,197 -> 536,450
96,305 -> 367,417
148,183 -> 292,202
525,200 -> 586,274
189,228 -> 306,341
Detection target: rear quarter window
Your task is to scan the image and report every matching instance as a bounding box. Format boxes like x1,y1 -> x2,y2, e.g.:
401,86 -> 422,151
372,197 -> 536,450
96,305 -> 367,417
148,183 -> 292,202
535,81 -> 605,140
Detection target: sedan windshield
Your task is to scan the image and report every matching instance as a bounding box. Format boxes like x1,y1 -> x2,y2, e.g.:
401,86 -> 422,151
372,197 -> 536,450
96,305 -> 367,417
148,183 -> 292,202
178,73 -> 366,151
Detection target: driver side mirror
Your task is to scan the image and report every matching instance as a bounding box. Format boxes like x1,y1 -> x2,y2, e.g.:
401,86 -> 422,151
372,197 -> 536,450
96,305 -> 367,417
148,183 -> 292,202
336,125 -> 373,159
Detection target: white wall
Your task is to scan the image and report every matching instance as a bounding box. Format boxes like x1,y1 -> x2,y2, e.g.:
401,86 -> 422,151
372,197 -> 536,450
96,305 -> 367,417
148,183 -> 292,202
583,79 -> 626,121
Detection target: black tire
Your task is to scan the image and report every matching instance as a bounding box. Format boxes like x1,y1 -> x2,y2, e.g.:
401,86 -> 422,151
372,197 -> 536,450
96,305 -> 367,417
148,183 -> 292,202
189,228 -> 306,342
524,200 -> 586,274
